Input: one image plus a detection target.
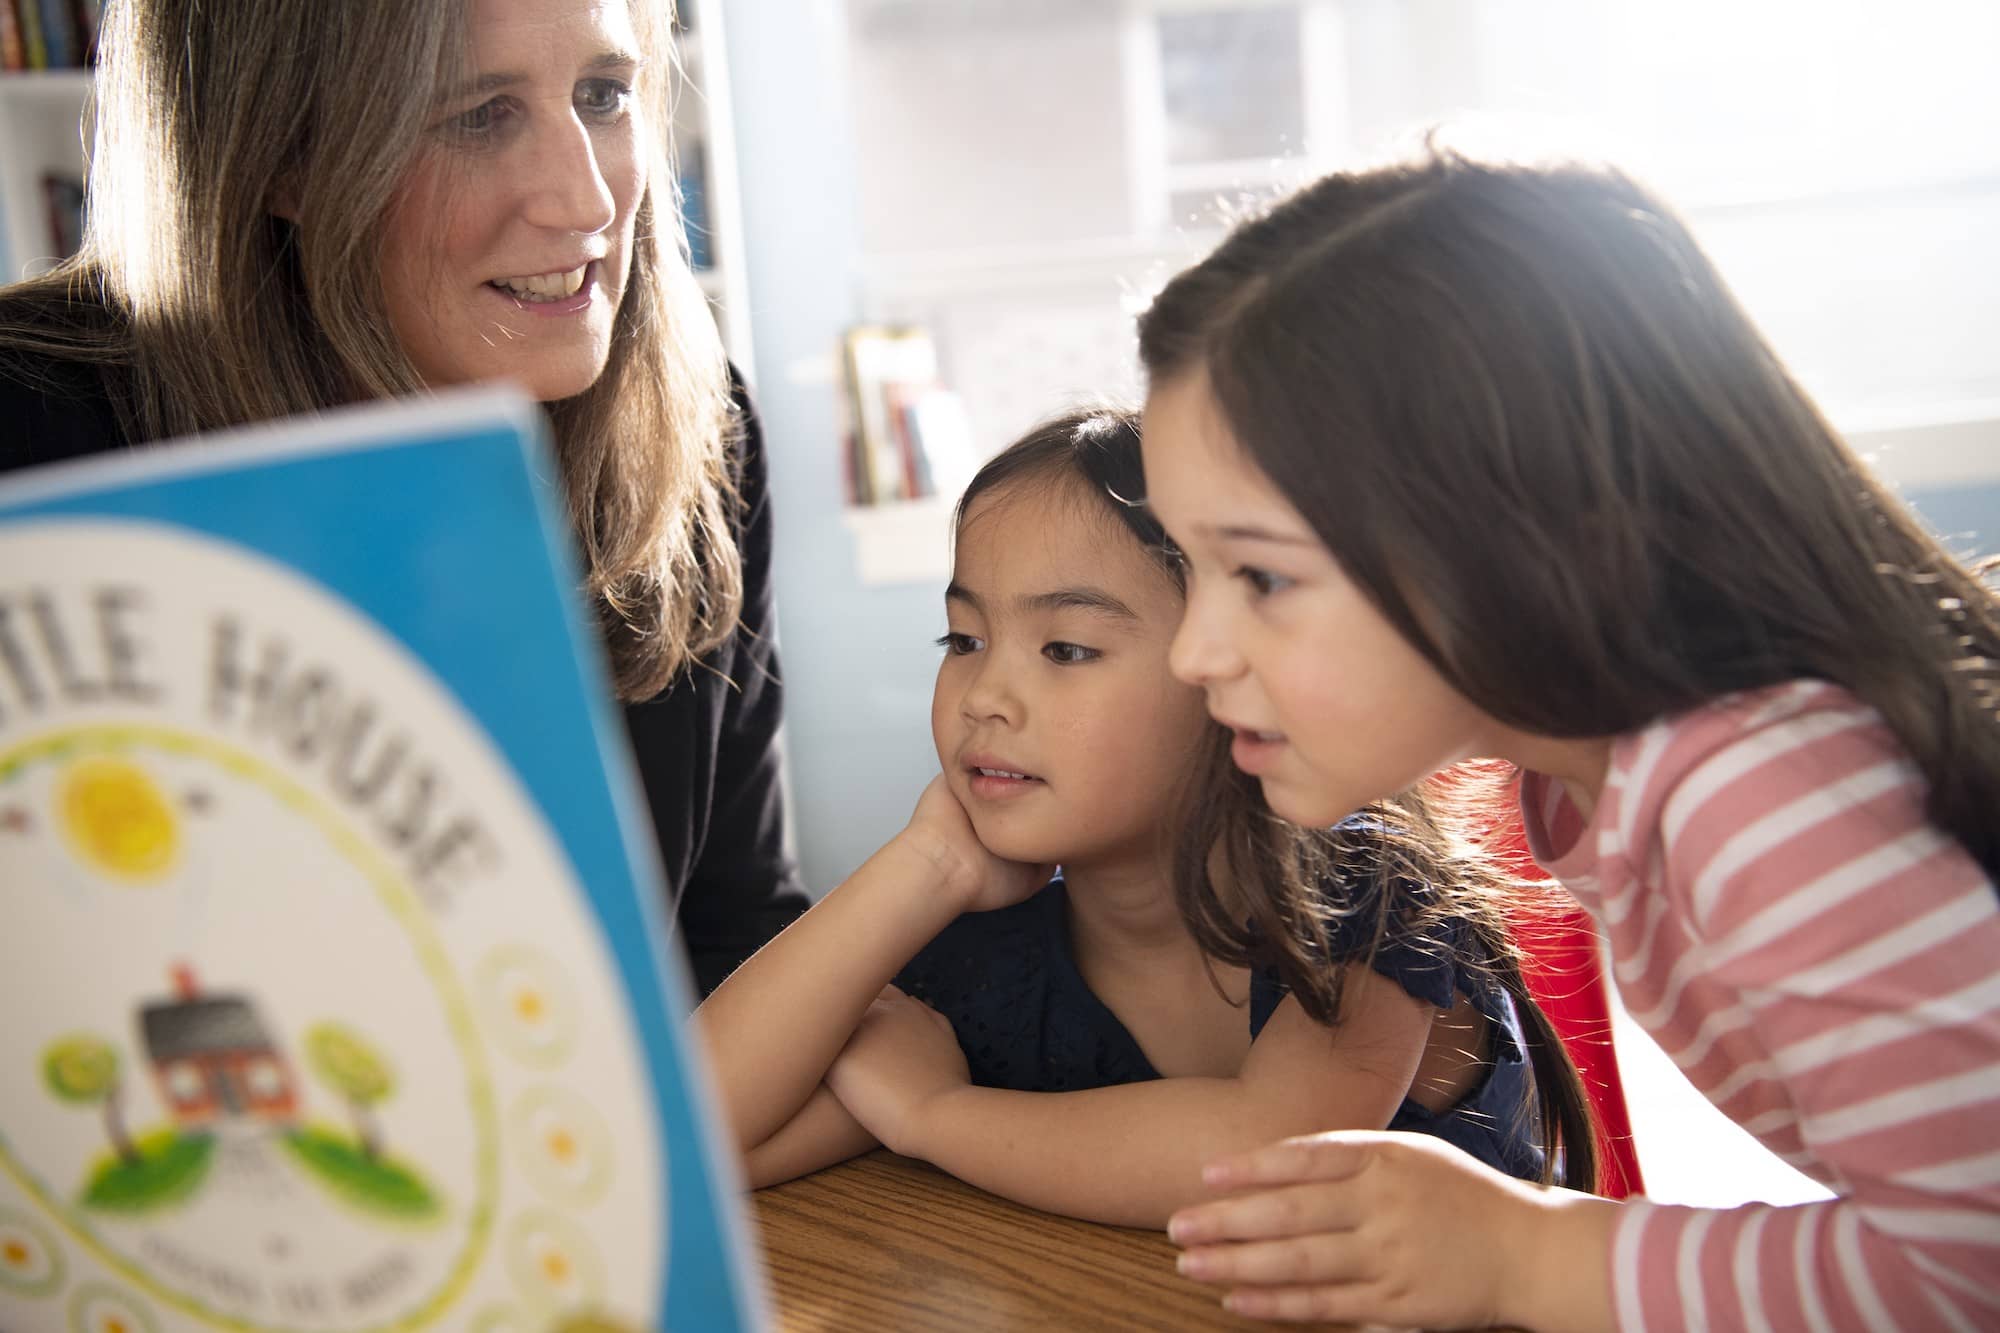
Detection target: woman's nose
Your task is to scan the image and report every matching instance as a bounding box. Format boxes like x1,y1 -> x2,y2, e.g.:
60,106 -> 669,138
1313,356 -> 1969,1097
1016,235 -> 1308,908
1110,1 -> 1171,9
524,117 -> 617,236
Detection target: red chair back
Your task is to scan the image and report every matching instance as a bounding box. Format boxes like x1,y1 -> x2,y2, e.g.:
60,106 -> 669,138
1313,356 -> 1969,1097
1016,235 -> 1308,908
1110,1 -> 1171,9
1432,766 -> 1643,1198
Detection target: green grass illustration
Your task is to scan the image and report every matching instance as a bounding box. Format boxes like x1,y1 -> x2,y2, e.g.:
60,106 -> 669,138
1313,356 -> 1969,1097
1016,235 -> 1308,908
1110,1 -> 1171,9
281,1123 -> 441,1220
80,1128 -> 215,1212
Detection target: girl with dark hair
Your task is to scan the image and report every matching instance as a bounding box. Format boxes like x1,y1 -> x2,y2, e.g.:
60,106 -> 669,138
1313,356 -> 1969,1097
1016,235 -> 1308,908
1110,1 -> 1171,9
1140,147 -> 2000,1328
699,408 -> 1593,1227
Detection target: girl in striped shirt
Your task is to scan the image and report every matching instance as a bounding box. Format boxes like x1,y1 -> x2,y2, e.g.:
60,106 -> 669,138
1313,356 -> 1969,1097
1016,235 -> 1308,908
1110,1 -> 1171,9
1135,146 -> 2000,1330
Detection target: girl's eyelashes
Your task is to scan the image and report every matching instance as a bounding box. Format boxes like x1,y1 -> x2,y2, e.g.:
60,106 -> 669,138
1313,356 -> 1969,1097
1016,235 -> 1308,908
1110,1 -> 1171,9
1234,565 -> 1294,598
934,632 -> 1099,663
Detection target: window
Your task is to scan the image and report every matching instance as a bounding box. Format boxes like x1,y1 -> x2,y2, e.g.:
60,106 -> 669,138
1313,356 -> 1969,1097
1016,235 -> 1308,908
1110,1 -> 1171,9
1135,1 -> 1345,229
166,1062 -> 205,1106
843,0 -> 2000,452
245,1058 -> 286,1101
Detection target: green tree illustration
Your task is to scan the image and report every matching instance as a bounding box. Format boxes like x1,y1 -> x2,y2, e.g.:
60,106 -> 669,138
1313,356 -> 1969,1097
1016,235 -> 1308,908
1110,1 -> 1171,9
43,1036 -> 138,1166
304,1024 -> 395,1159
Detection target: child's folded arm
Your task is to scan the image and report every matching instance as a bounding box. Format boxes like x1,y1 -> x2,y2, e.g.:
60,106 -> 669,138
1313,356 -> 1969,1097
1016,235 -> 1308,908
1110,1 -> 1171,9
831,969 -> 1432,1229
692,834 -> 975,1155
741,1084 -> 880,1189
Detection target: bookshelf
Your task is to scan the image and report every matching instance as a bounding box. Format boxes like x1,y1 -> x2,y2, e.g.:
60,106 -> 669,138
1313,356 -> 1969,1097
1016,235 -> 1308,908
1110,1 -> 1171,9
671,7 -> 755,377
0,14 -> 752,375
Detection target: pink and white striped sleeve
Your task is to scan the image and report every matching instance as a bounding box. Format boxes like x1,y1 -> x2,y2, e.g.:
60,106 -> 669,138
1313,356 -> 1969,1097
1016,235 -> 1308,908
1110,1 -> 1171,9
1611,696 -> 2000,1331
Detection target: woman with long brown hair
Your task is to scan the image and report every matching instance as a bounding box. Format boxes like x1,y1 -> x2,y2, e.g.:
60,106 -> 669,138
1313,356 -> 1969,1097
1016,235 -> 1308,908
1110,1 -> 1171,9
1138,147 -> 2000,1328
0,0 -> 807,993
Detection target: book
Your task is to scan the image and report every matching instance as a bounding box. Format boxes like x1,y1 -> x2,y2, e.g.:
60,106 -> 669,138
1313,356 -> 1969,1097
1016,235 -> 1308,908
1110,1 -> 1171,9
2,0 -> 25,73
678,141 -> 712,272
71,0 -> 99,64
15,0 -> 44,71
841,326 -> 904,504
0,390 -> 766,1332
840,325 -> 980,507
841,325 -> 929,505
42,171 -> 84,258
903,383 -> 978,504
34,0 -> 69,67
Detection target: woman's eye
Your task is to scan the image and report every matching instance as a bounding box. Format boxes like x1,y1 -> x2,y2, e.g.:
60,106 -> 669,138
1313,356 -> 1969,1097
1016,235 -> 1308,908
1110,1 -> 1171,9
1234,566 -> 1293,598
442,96 -> 515,139
934,631 -> 982,656
1042,642 -> 1100,665
576,78 -> 633,118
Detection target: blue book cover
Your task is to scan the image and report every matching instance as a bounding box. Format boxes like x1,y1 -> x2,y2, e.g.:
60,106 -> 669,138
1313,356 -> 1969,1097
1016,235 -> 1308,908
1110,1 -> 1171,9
0,390 -> 767,1332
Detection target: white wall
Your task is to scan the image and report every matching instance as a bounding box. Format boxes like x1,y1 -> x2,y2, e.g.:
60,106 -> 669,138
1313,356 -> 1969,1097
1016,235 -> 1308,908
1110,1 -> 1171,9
847,13 -> 1135,253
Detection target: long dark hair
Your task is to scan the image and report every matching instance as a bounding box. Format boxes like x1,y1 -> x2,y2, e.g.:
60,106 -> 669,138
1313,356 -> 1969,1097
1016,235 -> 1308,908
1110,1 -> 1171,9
1137,146 -> 2000,885
956,408 -> 1599,1190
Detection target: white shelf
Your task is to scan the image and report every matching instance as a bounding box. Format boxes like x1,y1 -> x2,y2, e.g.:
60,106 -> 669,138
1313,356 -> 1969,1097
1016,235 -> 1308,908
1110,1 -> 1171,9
0,69 -> 94,101
840,498 -> 953,585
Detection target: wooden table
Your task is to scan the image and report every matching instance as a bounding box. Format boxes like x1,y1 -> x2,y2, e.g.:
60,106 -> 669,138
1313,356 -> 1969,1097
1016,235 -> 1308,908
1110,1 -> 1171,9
751,1151 -> 1346,1331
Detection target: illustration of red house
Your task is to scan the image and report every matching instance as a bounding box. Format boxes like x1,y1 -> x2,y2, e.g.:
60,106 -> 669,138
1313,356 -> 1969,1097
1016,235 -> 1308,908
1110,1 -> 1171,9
140,964 -> 300,1130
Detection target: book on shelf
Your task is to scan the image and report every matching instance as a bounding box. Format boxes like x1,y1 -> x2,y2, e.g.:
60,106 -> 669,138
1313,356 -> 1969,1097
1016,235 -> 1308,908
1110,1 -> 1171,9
0,389 -> 766,1332
840,324 -> 979,507
73,0 -> 98,60
35,0 -> 72,69
13,0 -> 45,70
678,140 -> 711,272
42,170 -> 83,259
0,0 -> 100,69
1,0 -> 23,72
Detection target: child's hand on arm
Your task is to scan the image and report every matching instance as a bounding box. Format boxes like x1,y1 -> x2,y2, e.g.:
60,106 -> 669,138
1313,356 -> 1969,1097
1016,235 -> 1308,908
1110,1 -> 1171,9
694,775 -> 1039,1170
1169,1132 -> 1619,1332
823,985 -> 970,1155
820,967 -> 1444,1230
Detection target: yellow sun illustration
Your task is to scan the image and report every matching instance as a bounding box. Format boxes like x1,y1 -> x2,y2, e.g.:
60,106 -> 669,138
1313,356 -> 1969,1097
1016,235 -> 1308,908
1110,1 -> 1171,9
59,757 -> 180,882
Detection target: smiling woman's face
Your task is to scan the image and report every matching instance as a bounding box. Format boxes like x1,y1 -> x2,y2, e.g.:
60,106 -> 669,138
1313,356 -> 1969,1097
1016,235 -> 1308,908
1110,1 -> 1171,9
378,0 -> 648,402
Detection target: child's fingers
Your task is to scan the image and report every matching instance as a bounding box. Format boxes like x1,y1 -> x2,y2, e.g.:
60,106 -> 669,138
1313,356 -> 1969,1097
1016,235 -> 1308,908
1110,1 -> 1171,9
1218,1282 -> 1377,1325
1168,1181 -> 1366,1247
1197,1130 -> 1378,1192
1175,1231 -> 1367,1288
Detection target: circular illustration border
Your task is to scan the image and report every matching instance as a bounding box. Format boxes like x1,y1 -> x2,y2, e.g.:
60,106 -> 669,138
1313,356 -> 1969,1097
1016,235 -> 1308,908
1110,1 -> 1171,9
0,1206 -> 66,1298
0,725 -> 502,1333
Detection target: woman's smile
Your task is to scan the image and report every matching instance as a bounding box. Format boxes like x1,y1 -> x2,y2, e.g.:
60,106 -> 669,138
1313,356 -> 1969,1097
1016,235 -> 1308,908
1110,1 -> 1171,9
486,260 -> 599,314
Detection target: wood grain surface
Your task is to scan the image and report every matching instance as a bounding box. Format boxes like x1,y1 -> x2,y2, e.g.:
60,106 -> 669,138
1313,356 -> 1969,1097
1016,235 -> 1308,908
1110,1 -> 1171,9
750,1150 -> 1356,1332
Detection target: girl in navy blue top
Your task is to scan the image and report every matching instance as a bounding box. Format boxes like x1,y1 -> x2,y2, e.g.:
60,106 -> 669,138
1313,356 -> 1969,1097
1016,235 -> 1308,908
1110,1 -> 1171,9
697,410 -> 1594,1228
